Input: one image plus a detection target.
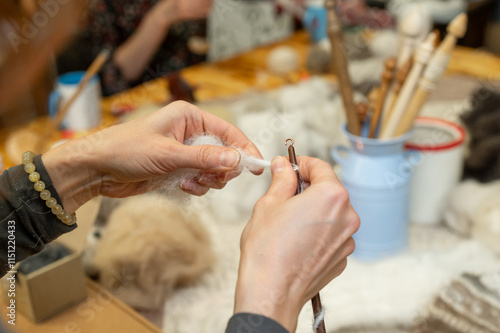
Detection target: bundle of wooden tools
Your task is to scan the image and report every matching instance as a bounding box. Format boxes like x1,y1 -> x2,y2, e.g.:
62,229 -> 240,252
325,0 -> 468,139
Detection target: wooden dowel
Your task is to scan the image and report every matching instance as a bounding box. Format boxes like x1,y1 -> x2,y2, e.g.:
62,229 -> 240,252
396,5 -> 426,69
356,102 -> 369,125
380,32 -> 437,138
325,0 -> 360,136
381,57 -> 414,130
392,13 -> 467,137
369,58 -> 396,138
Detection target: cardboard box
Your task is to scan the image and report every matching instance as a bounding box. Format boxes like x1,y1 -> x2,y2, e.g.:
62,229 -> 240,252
1,247 -> 87,323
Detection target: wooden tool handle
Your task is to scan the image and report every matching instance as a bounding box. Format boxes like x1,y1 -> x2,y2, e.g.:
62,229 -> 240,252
380,32 -> 437,138
312,294 -> 326,333
395,58 -> 413,94
381,14 -> 467,138
369,57 -> 396,138
393,86 -> 427,136
325,0 -> 360,136
396,5 -> 425,69
381,58 -> 413,129
286,139 -> 326,333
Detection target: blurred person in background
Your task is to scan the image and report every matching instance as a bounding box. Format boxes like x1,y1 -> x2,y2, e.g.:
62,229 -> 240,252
58,0 -> 212,96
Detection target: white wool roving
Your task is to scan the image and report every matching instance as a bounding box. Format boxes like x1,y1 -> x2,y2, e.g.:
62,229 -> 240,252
184,134 -> 272,172
155,134 -> 272,200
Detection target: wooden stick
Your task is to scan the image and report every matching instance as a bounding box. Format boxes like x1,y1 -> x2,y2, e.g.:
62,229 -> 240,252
369,58 -> 396,138
325,0 -> 360,136
356,102 -> 369,125
396,5 -> 426,69
393,58 -> 414,107
381,57 -> 413,130
392,13 -> 467,137
54,49 -> 110,127
377,5 -> 425,132
380,32 -> 437,138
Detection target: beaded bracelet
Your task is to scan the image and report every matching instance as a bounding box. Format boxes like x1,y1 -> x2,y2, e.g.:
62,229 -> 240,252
22,151 -> 77,226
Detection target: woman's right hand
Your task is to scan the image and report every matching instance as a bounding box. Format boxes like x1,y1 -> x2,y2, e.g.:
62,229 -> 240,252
234,156 -> 360,332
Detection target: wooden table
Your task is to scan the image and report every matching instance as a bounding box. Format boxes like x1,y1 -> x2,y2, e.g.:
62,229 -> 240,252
2,31 -> 500,169
0,279 -> 162,333
103,31 -> 500,109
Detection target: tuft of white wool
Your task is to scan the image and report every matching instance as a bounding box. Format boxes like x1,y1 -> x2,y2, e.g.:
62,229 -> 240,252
154,134 -> 272,202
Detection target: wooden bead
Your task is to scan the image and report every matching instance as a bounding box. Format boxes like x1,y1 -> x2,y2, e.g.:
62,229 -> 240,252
46,197 -> 57,208
40,189 -> 51,200
34,181 -> 46,192
22,151 -> 36,165
51,204 -> 63,215
24,163 -> 36,174
29,172 -> 40,183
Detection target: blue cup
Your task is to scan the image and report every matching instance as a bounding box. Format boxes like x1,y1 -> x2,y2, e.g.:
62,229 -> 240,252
303,5 -> 328,43
332,126 -> 413,261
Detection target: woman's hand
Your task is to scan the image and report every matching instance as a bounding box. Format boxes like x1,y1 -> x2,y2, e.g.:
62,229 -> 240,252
42,101 -> 262,213
234,156 -> 360,332
148,0 -> 213,30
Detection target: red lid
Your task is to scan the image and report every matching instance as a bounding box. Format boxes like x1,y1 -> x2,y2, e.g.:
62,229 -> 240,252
405,117 -> 466,151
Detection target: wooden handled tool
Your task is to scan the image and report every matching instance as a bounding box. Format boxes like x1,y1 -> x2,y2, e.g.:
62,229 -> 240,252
285,139 -> 326,333
325,0 -> 360,136
369,57 -> 396,138
380,4 -> 425,129
380,32 -> 437,138
396,5 -> 426,69
392,13 -> 467,137
381,57 -> 413,131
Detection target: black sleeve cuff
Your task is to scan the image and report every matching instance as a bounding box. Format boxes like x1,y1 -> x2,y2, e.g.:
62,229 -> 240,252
226,313 -> 289,333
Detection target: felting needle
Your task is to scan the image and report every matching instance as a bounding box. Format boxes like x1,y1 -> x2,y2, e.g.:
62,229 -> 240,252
285,138 -> 326,333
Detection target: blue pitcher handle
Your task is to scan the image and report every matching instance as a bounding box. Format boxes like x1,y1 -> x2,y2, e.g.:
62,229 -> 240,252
48,90 -> 60,118
331,145 -> 350,166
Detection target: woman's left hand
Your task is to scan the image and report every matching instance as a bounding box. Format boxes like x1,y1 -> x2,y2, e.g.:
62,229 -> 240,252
42,101 -> 263,213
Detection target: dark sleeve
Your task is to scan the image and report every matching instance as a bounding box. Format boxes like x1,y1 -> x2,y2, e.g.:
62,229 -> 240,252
80,0 -> 130,96
226,313 -> 289,333
0,155 -> 77,277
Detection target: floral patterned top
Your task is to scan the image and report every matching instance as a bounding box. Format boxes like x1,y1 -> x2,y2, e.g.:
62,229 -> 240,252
83,0 -> 206,96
